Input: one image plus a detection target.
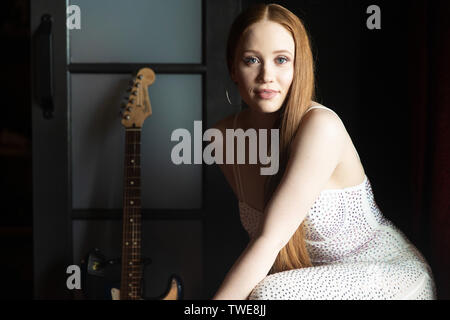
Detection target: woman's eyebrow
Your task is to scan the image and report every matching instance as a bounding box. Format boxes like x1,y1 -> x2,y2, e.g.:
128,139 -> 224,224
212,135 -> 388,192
242,49 -> 293,55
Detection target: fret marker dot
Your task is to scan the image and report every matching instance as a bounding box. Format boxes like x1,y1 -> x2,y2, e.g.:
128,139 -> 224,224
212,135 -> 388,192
125,242 -> 129,246
129,262 -> 133,265
130,218 -> 133,222
130,181 -> 134,185
131,159 -> 135,164
130,201 -> 134,205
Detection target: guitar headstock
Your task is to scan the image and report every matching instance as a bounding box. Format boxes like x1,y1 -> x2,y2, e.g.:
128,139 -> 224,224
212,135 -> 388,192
120,68 -> 155,128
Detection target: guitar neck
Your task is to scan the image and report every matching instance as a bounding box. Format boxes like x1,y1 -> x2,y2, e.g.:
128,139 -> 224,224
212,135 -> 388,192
120,128 -> 143,300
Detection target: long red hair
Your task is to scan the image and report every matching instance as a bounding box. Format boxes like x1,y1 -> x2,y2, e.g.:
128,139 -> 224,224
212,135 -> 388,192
226,3 -> 316,273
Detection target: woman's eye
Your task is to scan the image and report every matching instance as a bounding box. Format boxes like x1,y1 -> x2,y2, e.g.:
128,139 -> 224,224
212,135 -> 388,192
277,56 -> 289,64
244,57 -> 259,65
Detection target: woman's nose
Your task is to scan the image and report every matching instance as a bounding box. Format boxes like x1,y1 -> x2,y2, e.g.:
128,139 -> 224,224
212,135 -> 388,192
257,64 -> 275,83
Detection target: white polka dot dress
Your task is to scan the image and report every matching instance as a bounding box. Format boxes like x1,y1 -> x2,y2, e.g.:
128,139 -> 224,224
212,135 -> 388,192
232,106 -> 437,300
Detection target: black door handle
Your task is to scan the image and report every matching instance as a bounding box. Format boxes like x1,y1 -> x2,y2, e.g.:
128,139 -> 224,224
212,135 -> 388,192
33,14 -> 54,119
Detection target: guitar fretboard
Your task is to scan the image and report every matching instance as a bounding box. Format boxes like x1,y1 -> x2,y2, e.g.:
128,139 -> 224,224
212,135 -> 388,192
120,129 -> 143,300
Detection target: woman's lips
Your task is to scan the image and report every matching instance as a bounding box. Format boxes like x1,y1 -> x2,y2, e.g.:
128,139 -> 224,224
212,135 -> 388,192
256,90 -> 279,100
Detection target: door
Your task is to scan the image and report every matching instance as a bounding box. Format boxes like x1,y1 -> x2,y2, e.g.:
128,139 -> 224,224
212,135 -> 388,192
31,0 -> 244,299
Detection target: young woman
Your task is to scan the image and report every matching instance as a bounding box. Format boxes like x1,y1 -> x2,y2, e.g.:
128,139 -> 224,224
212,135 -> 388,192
211,3 -> 436,300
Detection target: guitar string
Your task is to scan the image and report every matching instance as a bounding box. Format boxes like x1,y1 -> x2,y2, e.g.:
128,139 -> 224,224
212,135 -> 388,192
134,129 -> 139,297
121,131 -> 125,299
132,129 -> 137,297
126,129 -> 130,298
129,129 -> 133,297
124,130 -> 129,299
126,130 -> 131,298
136,130 -> 141,296
132,130 -> 138,297
130,129 -> 134,298
128,130 -> 131,298
134,82 -> 139,298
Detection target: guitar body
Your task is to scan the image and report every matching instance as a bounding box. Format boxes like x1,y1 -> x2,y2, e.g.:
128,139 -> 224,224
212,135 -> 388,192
81,248 -> 183,300
111,275 -> 183,300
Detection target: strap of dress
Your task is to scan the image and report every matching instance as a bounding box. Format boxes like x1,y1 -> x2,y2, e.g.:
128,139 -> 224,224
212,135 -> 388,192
232,112 -> 246,202
303,105 -> 343,126
305,105 -> 338,116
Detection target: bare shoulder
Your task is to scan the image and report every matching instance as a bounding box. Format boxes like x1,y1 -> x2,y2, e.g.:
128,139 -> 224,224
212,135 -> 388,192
300,107 -> 346,135
293,107 -> 348,153
293,107 -> 365,188
289,107 -> 349,170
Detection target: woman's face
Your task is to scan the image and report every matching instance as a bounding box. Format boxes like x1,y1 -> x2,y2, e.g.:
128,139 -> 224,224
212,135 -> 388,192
232,21 -> 295,114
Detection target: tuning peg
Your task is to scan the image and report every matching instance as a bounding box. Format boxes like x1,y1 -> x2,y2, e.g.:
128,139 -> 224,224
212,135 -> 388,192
127,106 -> 132,112
138,75 -> 143,80
132,91 -> 138,96
124,115 -> 131,120
135,83 -> 141,88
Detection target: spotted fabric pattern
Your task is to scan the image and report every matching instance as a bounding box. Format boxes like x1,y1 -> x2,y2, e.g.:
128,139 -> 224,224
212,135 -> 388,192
232,106 -> 437,300
239,179 -> 437,300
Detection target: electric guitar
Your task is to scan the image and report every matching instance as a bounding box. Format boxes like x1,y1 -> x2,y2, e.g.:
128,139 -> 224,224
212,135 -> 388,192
113,67 -> 182,300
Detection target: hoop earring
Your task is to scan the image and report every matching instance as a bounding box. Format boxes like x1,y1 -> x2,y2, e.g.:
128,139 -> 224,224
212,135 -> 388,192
225,89 -> 233,105
225,89 -> 242,108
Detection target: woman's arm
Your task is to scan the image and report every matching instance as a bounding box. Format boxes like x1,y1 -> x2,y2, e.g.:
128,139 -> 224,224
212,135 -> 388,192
212,235 -> 283,300
212,109 -> 347,300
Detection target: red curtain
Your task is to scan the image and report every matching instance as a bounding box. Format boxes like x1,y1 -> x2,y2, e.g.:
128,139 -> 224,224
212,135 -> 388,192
410,0 -> 450,300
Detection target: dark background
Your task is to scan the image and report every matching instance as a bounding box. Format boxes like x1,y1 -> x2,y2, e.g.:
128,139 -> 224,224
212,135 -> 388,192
0,0 -> 32,299
1,0 -> 449,299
